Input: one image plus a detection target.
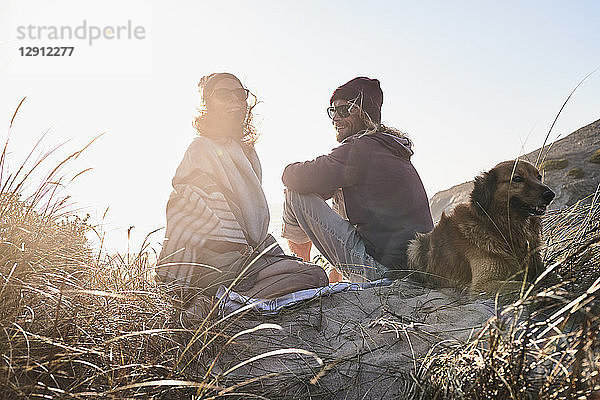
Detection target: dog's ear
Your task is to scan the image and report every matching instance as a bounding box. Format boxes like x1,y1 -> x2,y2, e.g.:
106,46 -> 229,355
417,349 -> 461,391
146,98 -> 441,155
471,169 -> 497,214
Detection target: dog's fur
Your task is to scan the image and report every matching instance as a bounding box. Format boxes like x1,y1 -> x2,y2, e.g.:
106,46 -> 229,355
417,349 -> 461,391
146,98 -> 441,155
407,160 -> 555,293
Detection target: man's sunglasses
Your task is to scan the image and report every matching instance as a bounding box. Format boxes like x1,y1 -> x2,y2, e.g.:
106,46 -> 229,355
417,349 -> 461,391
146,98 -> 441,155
326,101 -> 359,119
210,88 -> 250,102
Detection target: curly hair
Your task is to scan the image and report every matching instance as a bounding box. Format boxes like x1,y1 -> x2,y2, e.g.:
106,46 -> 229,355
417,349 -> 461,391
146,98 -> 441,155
192,74 -> 260,145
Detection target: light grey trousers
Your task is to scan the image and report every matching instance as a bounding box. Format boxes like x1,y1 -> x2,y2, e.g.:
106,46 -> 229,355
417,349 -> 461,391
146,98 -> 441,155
281,189 -> 388,281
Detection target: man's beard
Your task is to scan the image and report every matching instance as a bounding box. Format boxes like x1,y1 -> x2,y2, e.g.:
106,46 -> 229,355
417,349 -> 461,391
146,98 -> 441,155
336,129 -> 357,143
336,132 -> 347,142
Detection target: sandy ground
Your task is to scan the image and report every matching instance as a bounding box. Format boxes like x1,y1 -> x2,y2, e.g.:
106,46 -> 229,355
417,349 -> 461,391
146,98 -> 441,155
208,280 -> 495,399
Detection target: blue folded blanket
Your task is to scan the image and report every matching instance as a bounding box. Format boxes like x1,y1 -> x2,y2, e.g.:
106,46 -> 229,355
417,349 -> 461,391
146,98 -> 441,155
216,278 -> 395,316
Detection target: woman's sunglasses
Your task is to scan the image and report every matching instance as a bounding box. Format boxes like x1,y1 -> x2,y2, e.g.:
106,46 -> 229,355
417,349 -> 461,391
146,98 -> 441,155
210,88 -> 250,102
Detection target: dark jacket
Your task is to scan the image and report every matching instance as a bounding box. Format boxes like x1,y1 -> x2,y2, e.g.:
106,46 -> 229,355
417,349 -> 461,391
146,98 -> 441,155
282,131 -> 434,269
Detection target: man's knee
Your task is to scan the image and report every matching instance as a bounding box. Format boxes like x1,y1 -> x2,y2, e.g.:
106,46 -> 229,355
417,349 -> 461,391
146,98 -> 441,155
285,189 -> 324,209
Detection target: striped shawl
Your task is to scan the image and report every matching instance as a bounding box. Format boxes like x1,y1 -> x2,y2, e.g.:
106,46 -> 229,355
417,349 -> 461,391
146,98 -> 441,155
157,136 -> 280,299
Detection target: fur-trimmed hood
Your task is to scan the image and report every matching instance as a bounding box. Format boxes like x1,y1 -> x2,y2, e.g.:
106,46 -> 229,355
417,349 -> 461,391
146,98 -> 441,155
348,129 -> 414,160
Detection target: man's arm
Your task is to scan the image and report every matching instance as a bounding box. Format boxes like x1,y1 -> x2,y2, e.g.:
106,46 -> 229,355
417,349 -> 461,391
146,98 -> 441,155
282,141 -> 359,195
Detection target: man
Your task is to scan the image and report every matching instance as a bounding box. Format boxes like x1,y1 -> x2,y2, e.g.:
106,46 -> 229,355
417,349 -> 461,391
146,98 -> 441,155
281,77 -> 433,281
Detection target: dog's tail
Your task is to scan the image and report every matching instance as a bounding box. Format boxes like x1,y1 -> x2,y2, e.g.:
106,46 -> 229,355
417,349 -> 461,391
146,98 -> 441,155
406,232 -> 431,283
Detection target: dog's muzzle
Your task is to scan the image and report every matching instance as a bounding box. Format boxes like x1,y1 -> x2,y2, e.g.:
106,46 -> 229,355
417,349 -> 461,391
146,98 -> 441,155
529,188 -> 555,216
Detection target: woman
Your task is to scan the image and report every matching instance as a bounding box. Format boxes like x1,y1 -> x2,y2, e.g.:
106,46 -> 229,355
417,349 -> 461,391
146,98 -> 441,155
157,73 -> 327,306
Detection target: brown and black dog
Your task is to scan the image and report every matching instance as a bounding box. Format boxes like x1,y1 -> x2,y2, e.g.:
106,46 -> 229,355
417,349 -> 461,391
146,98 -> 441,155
407,160 -> 555,294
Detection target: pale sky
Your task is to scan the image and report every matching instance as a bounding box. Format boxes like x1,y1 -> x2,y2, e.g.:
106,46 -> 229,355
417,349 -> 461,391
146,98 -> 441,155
1,0 -> 599,253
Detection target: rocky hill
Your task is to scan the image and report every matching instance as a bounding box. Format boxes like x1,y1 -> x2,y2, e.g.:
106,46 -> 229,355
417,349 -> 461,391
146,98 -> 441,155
429,118 -> 600,222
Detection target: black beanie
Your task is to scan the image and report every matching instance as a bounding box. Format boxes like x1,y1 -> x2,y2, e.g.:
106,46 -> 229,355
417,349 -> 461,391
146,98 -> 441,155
330,77 -> 383,123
